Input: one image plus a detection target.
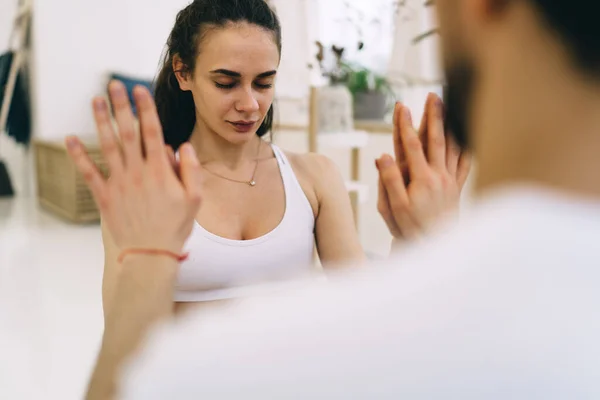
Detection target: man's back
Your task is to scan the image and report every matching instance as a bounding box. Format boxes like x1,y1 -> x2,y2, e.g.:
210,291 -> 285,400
121,187 -> 600,399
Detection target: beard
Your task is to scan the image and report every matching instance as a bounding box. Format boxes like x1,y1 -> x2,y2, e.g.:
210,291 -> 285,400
443,62 -> 475,149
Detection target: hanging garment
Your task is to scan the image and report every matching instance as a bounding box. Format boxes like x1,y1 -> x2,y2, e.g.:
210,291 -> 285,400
0,50 -> 31,146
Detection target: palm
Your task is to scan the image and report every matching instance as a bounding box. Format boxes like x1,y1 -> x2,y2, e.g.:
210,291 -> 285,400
376,94 -> 471,240
65,81 -> 203,254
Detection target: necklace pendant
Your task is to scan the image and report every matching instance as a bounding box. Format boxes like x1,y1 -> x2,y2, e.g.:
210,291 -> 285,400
249,180 -> 256,187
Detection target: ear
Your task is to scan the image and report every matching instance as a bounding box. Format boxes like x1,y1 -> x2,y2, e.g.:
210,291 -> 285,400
466,0 -> 510,23
172,54 -> 193,91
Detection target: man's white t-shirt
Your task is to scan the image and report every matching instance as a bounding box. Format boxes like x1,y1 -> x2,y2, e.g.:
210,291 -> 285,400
120,186 -> 600,399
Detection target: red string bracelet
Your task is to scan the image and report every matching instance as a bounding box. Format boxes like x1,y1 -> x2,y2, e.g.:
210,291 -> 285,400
117,248 -> 190,263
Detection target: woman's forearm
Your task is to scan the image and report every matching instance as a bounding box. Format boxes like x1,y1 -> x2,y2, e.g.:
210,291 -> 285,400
86,254 -> 179,400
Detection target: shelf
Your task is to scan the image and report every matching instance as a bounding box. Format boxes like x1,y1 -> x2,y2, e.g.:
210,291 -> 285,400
345,180 -> 369,203
15,4 -> 31,20
354,119 -> 393,133
317,131 -> 369,150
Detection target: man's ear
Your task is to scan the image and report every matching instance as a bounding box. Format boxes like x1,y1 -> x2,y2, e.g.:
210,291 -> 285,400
173,55 -> 192,91
470,0 -> 510,21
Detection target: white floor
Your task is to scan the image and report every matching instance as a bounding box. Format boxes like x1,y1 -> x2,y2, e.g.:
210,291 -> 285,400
0,196 -> 105,400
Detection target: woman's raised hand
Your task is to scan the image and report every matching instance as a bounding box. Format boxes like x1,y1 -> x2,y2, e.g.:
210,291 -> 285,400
376,93 -> 471,242
65,80 -> 202,254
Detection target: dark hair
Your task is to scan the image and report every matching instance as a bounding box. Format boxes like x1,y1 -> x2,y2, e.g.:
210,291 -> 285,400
531,0 -> 600,77
154,0 -> 282,150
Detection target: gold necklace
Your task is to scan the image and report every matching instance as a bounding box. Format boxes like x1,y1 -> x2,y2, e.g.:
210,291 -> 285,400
203,161 -> 259,186
201,141 -> 262,187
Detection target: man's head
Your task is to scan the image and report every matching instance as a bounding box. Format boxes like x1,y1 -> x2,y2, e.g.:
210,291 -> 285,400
438,0 -> 600,150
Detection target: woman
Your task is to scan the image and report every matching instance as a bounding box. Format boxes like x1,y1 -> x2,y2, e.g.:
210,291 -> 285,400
100,0 -> 468,318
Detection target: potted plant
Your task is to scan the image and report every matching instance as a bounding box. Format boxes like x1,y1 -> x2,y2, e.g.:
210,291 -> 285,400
308,41 -> 359,133
343,62 -> 394,120
311,41 -> 394,123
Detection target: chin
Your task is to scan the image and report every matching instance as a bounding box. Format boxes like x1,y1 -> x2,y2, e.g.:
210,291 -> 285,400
219,125 -> 258,145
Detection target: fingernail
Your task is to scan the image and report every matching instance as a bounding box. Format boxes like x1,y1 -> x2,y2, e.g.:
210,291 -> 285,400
380,154 -> 394,167
109,81 -> 126,99
93,98 -> 106,111
66,137 -> 78,149
404,107 -> 412,125
133,85 -> 147,100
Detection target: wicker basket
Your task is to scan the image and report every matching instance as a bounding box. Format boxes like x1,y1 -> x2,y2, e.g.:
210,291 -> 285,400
34,138 -> 107,223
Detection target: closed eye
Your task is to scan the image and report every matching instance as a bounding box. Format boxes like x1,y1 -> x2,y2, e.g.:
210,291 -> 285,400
215,82 -> 236,89
255,82 -> 273,89
214,82 -> 273,90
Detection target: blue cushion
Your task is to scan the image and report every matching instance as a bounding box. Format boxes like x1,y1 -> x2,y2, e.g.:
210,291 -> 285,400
108,73 -> 154,116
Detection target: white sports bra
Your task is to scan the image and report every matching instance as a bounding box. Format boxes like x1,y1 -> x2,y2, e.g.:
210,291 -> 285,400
174,144 -> 317,302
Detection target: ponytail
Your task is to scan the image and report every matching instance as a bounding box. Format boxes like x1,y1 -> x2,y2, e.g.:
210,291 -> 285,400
154,53 -> 196,151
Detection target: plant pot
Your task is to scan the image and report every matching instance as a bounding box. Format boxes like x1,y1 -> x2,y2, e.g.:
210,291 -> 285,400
353,91 -> 388,120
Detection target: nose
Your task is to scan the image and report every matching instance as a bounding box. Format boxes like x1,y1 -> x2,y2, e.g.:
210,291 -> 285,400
235,87 -> 259,113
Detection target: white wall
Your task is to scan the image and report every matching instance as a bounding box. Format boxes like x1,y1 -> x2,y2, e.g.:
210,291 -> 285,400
31,0 -> 190,140
388,0 -> 444,125
315,0 -> 395,74
0,1 -> 17,48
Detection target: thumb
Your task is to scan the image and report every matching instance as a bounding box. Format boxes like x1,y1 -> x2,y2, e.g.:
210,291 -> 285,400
178,142 -> 203,209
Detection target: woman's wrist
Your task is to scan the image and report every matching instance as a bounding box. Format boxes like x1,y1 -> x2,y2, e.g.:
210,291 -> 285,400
117,247 -> 189,263
119,252 -> 181,283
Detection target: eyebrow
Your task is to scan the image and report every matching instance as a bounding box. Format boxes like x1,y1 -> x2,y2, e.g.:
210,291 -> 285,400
209,69 -> 277,78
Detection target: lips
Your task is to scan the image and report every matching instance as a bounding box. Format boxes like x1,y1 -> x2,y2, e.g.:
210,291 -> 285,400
228,120 -> 257,133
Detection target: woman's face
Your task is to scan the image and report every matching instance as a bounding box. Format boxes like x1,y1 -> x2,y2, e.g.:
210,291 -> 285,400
175,22 -> 280,145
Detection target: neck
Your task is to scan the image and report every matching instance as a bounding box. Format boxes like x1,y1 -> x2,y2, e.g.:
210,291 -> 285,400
189,121 -> 263,169
472,18 -> 600,200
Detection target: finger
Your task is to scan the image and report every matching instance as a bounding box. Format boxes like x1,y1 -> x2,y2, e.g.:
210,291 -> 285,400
166,145 -> 181,180
456,150 -> 473,190
133,85 -> 168,167
65,136 -> 108,210
417,96 -> 430,158
178,143 -> 203,209
446,133 -> 461,177
397,160 -> 410,186
91,97 -> 124,176
377,155 -> 418,238
394,102 -> 414,186
392,102 -> 404,167
426,93 -> 446,170
108,80 -> 143,171
377,155 -> 421,239
399,104 -> 429,180
166,145 -> 176,167
377,173 -> 402,238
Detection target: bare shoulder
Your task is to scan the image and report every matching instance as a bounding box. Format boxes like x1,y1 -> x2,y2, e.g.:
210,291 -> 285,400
284,151 -> 341,184
283,151 -> 345,209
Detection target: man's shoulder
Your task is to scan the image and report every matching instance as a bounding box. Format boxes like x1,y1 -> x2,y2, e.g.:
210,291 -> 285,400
119,187 -> 600,398
376,185 -> 600,279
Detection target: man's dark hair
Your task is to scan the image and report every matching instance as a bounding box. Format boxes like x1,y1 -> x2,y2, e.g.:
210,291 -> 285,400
531,0 -> 600,77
